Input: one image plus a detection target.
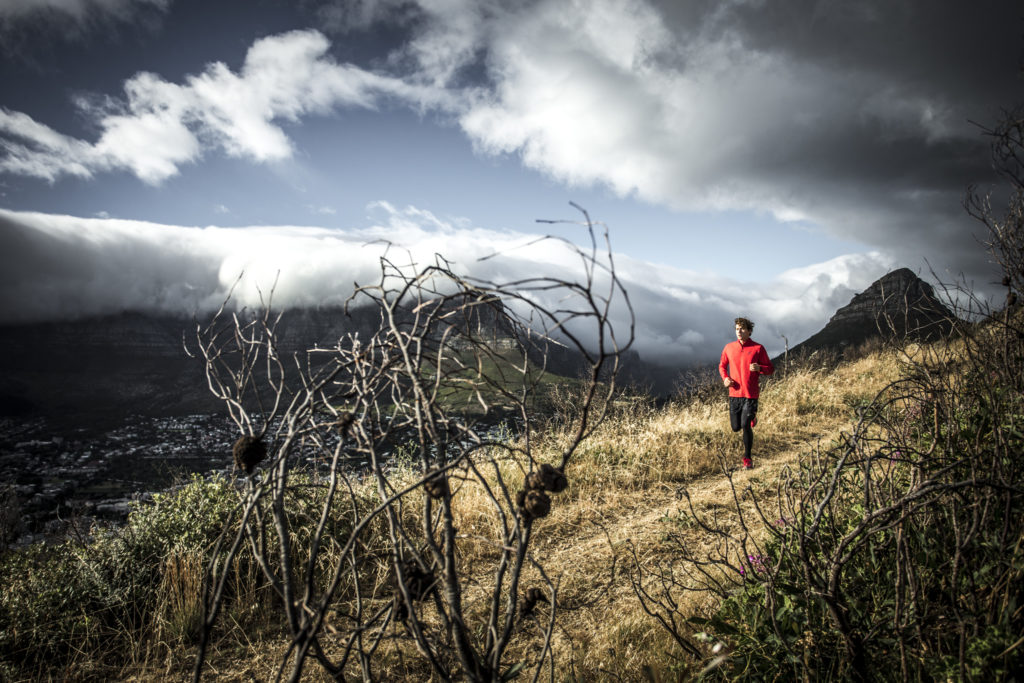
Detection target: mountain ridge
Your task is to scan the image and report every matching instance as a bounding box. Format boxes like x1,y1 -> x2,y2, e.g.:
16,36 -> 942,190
0,268 -> 952,427
0,303 -> 588,428
781,267 -> 953,361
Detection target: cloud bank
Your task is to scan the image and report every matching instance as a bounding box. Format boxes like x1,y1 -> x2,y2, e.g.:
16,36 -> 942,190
0,207 -> 895,365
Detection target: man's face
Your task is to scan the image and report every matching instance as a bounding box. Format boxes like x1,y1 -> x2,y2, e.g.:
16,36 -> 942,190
735,325 -> 751,342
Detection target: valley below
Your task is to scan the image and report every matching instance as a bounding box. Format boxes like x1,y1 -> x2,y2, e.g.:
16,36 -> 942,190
0,412 -> 239,544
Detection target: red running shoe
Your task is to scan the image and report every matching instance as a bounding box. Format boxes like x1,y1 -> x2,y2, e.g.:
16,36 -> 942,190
742,458 -> 753,470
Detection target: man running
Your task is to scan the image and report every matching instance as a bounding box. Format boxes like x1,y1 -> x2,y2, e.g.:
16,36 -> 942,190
719,317 -> 774,469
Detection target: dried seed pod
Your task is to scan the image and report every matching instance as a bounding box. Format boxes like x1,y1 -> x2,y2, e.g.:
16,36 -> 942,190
538,463 -> 568,493
398,558 -> 435,601
519,586 -> 549,617
1003,275 -> 1012,287
524,470 -> 545,491
232,435 -> 266,474
525,463 -> 568,493
335,411 -> 356,437
424,472 -> 450,499
522,489 -> 551,520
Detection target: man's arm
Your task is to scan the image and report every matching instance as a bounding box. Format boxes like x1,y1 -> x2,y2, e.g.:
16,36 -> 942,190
756,347 -> 775,376
719,347 -> 734,387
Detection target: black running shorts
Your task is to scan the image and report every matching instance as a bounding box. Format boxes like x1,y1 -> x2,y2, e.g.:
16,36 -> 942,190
729,397 -> 758,432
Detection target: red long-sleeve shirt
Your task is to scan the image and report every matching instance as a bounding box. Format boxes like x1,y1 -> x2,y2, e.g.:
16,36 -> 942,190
719,339 -> 774,399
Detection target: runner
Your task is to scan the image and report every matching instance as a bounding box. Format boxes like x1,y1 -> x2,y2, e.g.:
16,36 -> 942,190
719,317 -> 774,469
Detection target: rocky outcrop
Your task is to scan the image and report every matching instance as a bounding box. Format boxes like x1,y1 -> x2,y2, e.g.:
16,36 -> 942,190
786,268 -> 954,359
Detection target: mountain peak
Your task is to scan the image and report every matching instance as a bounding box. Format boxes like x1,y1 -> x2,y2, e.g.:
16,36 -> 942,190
788,268 -> 953,359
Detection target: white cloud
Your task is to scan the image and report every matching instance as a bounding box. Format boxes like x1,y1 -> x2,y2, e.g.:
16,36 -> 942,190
0,30 -> 449,184
0,206 -> 898,365
608,249 -> 896,362
454,0 -> 977,226
0,109 -> 103,181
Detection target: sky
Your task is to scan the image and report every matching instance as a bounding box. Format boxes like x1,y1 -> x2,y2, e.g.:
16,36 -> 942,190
0,0 -> 1021,367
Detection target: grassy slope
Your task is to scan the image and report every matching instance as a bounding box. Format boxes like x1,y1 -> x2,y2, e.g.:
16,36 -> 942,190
125,350 -> 901,681
524,351 -> 901,678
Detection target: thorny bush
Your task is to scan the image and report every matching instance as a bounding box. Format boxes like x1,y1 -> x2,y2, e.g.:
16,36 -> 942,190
187,206 -> 633,682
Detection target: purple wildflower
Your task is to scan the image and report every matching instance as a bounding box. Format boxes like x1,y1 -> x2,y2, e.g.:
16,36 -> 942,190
747,554 -> 770,573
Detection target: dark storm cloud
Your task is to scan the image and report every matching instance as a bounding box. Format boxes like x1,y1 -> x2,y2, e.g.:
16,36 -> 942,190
701,0 -> 1021,103
444,0 -> 1023,284
0,0 -> 172,51
667,0 -> 1024,227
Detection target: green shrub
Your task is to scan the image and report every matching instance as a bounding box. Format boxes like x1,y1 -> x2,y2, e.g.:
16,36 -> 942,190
0,541 -> 104,676
0,474 -> 238,678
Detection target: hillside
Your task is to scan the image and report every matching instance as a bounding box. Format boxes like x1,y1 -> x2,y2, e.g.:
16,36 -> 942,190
169,328 -> 1024,680
0,342 -> 908,680
4,298 -> 1023,680
4,265 -> 1022,681
1,255 -> 1020,681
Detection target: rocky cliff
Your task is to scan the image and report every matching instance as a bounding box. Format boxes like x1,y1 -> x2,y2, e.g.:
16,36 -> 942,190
785,268 -> 954,359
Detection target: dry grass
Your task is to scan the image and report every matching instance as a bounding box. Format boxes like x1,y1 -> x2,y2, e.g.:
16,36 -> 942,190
489,350 -> 902,679
121,351 -> 901,681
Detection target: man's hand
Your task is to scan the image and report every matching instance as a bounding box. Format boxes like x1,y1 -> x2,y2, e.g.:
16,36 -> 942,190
722,376 -> 733,388
749,362 -> 761,372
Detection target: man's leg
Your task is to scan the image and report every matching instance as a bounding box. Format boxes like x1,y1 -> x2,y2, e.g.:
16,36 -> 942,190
740,399 -> 758,469
729,397 -> 743,433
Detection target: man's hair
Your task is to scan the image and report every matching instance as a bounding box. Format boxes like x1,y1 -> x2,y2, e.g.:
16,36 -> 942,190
734,317 -> 754,331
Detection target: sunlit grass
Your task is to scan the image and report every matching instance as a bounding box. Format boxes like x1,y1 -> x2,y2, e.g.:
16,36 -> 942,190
222,350 -> 902,680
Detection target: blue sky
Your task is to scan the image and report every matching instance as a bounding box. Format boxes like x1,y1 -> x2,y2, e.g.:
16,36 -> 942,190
0,0 -> 1021,366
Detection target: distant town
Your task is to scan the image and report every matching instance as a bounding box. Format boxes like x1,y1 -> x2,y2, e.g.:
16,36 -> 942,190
0,413 -> 241,546
0,410 -> 522,548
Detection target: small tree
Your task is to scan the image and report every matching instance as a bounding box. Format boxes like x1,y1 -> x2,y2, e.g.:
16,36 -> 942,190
187,207 -> 633,681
